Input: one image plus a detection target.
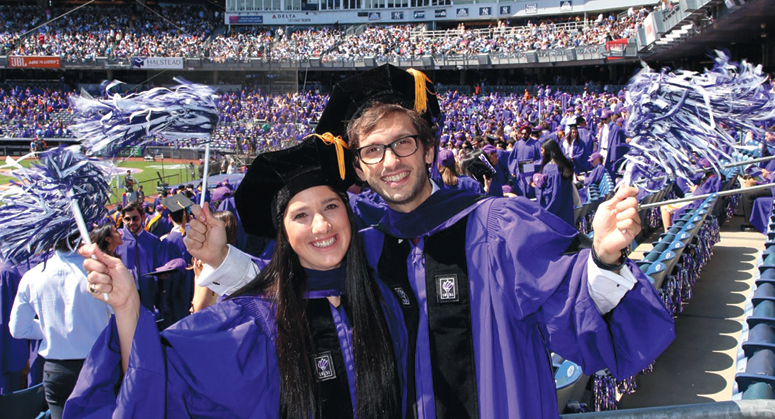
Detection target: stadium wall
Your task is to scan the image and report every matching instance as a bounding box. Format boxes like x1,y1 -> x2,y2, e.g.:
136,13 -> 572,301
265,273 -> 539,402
225,0 -> 656,25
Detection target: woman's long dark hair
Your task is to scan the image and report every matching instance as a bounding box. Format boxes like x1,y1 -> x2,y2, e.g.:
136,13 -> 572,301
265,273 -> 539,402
541,138 -> 574,179
230,189 -> 400,419
89,224 -> 117,256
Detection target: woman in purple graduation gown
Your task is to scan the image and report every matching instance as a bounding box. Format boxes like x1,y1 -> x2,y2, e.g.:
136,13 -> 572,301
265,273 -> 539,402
436,148 -> 484,194
534,138 -> 579,227
64,137 -> 407,419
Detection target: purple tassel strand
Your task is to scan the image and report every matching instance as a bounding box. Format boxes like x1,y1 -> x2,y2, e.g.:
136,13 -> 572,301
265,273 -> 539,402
70,79 -> 220,157
0,148 -> 112,262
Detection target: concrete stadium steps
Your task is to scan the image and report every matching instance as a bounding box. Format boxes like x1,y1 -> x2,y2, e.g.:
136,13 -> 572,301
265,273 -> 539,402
618,214 -> 764,408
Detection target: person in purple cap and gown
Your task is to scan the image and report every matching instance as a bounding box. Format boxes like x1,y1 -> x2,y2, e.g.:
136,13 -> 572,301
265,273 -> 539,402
508,125 -> 542,198
65,136 -> 408,419
481,144 -> 510,197
194,65 -> 675,419
114,201 -> 182,321
661,159 -> 723,231
534,138 -> 579,227
583,152 -> 608,187
563,124 -> 592,174
599,110 -> 626,175
145,205 -> 173,238
159,208 -> 194,328
437,148 -> 484,194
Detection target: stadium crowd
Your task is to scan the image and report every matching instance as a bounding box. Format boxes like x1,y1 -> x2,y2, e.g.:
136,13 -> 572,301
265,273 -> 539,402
0,4 -> 653,62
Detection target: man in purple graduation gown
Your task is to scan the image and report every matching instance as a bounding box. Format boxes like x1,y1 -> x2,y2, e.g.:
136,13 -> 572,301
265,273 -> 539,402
583,152 -> 608,187
507,126 -> 542,198
195,65 -> 675,419
114,201 -> 181,318
599,110 -> 626,176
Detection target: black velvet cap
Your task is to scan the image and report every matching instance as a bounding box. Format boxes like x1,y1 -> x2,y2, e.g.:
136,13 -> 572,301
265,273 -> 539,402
234,136 -> 356,238
161,194 -> 194,214
315,64 -> 442,141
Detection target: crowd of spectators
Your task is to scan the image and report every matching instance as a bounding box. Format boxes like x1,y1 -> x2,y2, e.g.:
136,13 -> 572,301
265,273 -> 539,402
0,4 -> 652,62
0,81 -> 634,156
204,26 -> 273,63
0,85 -> 75,138
5,4 -> 219,61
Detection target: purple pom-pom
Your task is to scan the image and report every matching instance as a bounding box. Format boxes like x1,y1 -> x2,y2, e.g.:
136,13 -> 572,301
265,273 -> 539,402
70,78 -> 220,157
0,147 -> 112,262
622,51 -> 775,186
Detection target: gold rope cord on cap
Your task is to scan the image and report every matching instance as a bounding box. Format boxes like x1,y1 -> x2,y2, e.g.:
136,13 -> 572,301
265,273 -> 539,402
406,68 -> 436,115
306,132 -> 349,180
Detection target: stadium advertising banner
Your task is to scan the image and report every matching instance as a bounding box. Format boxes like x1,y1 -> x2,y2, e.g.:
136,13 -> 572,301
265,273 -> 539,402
560,1 -> 572,11
391,11 -> 404,20
479,7 -> 491,16
229,16 -> 263,24
369,12 -> 381,20
9,56 -> 61,68
456,8 -> 469,17
413,11 -> 425,19
525,3 -> 538,14
435,9 -> 447,18
131,57 -> 184,70
643,12 -> 658,45
499,5 -> 511,15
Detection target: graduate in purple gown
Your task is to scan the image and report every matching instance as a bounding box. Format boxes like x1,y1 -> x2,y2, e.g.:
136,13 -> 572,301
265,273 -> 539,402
534,138 -> 578,227
114,201 -> 182,317
199,65 -> 675,419
508,125 -> 542,198
599,110 -> 626,175
436,149 -> 484,194
65,136 -> 407,419
563,124 -> 592,174
661,158 -> 723,231
145,205 -> 173,238
583,152 -> 607,187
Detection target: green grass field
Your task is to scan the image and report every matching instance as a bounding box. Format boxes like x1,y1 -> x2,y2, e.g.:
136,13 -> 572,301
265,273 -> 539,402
0,158 -> 201,206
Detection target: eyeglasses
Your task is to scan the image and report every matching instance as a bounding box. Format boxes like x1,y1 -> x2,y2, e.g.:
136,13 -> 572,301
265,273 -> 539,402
123,215 -> 141,222
356,135 -> 419,165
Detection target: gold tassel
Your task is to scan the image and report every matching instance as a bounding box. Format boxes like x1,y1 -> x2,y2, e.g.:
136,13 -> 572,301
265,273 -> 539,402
406,68 -> 435,115
305,132 -> 349,180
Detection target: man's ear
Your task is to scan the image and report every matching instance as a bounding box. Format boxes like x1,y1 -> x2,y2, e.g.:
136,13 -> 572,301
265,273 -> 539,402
424,143 -> 435,166
354,161 -> 367,183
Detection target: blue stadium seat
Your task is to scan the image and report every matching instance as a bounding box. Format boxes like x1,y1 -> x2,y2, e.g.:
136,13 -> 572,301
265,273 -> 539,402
0,383 -> 48,419
758,269 -> 775,286
742,382 -> 773,400
554,359 -> 588,414
742,323 -> 775,359
736,349 -> 775,393
753,284 -> 775,306
748,300 -> 775,329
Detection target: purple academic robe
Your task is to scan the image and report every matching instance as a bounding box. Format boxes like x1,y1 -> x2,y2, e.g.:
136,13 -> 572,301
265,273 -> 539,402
64,276 -> 408,418
0,261 -> 25,394
536,163 -> 575,227
583,164 -> 607,187
363,188 -> 675,419
487,150 -> 512,197
577,127 -> 594,153
348,189 -> 389,231
602,122 -> 626,174
563,138 -> 592,174
453,175 -> 484,194
116,228 -> 181,314
672,175 -> 723,222
161,229 -> 194,328
508,139 -> 542,198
